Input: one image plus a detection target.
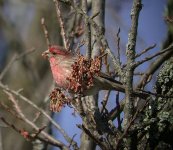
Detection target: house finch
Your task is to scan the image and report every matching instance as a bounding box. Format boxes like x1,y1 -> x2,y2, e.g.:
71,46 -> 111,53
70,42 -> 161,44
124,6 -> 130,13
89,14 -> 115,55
42,45 -> 147,98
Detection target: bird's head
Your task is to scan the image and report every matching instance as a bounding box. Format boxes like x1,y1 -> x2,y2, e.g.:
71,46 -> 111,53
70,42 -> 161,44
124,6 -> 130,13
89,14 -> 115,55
42,45 -> 70,59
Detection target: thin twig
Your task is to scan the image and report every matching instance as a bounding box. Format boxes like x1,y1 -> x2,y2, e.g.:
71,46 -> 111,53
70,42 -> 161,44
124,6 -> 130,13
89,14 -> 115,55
68,134 -> 77,148
101,46 -> 110,74
136,43 -> 173,89
116,27 -> 121,63
0,117 -> 68,149
62,0 -> 123,76
138,89 -> 173,98
109,99 -> 125,121
91,12 -> 100,20
0,48 -> 35,81
0,82 -> 78,149
134,43 -> 173,67
2,91 -> 68,149
0,101 -> 23,121
116,92 -> 122,130
134,72 -> 144,76
82,0 -> 92,59
105,47 -> 123,76
2,101 -> 61,148
0,54 -> 17,81
53,0 -> 69,50
100,90 -> 111,114
74,39 -> 86,54
16,48 -> 35,60
135,44 -> 156,58
32,112 -> 41,123
41,18 -> 51,48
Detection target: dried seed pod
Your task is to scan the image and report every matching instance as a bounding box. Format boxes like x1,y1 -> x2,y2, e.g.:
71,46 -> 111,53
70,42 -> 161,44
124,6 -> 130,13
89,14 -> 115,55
66,55 -> 101,94
49,88 -> 71,112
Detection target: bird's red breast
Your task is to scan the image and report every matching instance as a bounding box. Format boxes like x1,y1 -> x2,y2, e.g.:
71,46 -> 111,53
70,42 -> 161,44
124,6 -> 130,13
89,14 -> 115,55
49,51 -> 76,90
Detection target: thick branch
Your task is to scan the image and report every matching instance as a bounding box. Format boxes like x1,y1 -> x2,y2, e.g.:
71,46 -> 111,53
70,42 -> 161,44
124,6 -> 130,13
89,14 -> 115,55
124,0 -> 142,126
124,0 -> 142,149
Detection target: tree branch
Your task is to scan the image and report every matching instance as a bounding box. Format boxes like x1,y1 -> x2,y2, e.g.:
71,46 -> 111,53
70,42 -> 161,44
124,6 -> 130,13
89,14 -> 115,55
1,91 -> 69,150
136,43 -> 173,89
0,82 -> 78,149
123,0 -> 142,149
53,0 -> 70,49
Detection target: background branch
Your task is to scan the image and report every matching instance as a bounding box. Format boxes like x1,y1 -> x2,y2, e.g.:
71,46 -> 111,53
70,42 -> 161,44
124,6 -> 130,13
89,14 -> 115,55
0,82 -> 78,149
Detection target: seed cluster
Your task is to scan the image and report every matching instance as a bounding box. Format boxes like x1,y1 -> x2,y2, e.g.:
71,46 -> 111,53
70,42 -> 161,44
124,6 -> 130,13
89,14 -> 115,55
67,55 -> 101,94
49,88 -> 71,112
49,55 -> 101,112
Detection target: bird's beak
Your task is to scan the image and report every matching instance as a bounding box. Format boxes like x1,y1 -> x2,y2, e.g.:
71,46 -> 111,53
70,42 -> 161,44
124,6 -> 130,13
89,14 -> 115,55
42,50 -> 49,58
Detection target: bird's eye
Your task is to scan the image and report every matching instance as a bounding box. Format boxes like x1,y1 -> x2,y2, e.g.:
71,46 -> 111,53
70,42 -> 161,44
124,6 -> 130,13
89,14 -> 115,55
52,52 -> 56,55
